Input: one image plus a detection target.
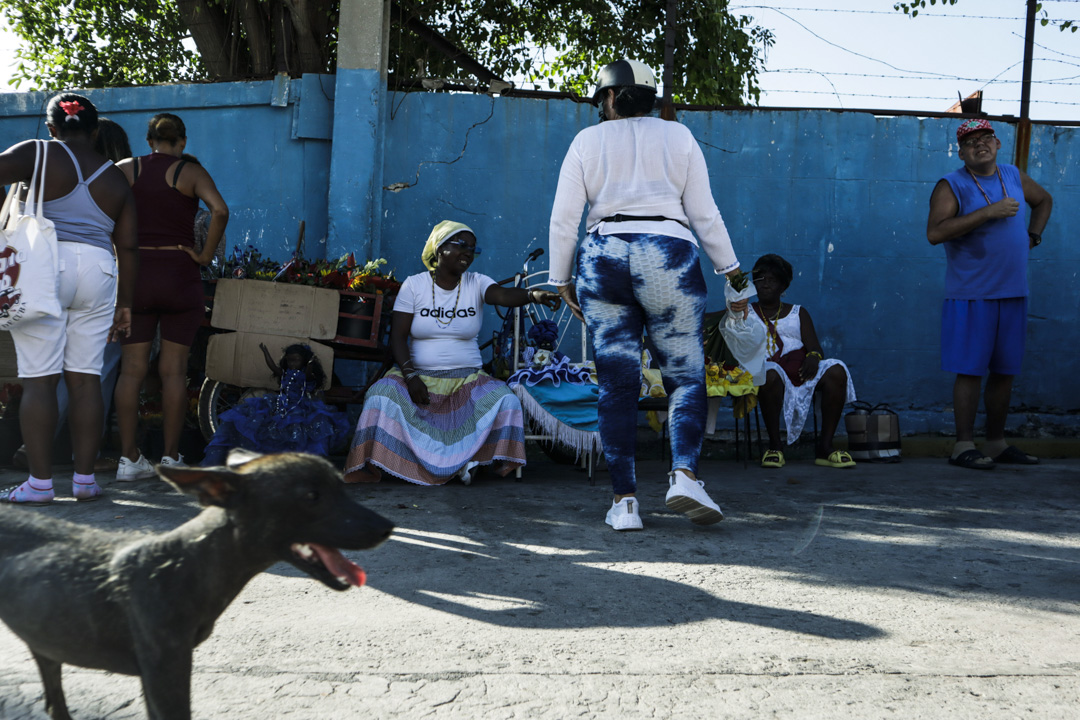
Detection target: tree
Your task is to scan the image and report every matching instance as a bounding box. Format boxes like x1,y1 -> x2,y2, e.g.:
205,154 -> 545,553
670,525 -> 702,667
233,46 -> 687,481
1,0 -> 773,105
1,1 -> 202,89
894,1 -> 1076,33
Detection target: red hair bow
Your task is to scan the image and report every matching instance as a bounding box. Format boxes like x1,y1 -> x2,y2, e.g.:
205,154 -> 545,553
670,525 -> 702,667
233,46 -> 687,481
58,100 -> 84,119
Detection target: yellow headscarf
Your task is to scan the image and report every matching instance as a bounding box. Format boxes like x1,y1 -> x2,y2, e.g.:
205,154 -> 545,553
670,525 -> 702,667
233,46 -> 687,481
422,220 -> 475,271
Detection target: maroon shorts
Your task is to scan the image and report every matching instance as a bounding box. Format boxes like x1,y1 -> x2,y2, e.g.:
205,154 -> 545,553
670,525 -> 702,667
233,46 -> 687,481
123,251 -> 205,347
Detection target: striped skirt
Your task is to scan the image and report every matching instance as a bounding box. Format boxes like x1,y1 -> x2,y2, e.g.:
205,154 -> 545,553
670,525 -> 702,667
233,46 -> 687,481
343,367 -> 526,485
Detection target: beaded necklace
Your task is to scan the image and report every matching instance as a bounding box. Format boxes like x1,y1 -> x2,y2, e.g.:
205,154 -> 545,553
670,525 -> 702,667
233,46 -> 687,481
430,271 -> 462,328
964,166 -> 1008,206
275,369 -> 307,417
754,302 -> 785,357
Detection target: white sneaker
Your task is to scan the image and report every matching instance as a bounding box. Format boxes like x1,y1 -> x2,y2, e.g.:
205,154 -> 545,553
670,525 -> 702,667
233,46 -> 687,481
115,454 -> 157,482
605,497 -> 644,531
457,461 -> 481,485
665,470 -> 724,525
160,454 -> 187,468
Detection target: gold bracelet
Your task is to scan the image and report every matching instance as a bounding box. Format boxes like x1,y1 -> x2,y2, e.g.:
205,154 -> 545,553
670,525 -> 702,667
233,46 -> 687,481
807,350 -> 823,360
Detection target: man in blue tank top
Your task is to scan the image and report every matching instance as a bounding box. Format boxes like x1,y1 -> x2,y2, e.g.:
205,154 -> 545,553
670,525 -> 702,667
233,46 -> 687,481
926,119 -> 1052,470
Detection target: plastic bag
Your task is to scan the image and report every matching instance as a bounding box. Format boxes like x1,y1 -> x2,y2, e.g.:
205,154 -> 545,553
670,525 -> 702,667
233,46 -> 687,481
718,278 -> 767,386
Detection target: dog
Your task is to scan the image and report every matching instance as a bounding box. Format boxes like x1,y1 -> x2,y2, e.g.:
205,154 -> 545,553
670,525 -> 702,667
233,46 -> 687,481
0,451 -> 394,720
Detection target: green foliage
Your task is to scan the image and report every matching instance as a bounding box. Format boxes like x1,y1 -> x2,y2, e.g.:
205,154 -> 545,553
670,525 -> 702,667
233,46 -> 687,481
895,1 -> 1075,32
0,0 -> 202,89
1,0 -> 772,104
394,0 -> 774,106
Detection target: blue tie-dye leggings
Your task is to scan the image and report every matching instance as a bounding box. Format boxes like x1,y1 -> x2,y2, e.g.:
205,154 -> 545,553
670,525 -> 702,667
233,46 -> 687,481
576,231 -> 708,496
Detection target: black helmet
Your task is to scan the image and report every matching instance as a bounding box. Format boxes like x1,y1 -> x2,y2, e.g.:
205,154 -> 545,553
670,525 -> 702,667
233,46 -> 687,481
593,59 -> 658,104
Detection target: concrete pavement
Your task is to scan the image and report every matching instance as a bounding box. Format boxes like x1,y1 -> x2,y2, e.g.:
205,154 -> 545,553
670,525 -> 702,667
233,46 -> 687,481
1,453 -> 1078,719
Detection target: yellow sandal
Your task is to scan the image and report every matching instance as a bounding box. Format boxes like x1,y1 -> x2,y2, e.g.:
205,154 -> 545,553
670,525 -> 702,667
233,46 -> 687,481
815,450 -> 857,468
761,449 -> 785,468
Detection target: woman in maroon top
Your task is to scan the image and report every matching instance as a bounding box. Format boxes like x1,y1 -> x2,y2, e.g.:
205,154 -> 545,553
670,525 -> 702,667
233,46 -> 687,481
113,113 -> 229,477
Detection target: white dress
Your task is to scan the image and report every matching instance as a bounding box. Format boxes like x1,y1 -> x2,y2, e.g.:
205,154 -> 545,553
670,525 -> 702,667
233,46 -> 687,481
756,305 -> 857,444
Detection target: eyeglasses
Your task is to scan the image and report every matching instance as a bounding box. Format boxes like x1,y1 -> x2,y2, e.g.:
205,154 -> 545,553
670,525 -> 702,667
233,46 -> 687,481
444,238 -> 481,255
960,133 -> 996,149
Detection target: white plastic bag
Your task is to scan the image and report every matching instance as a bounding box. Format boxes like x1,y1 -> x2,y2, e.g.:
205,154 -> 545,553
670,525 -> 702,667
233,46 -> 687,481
719,278 -> 767,386
0,140 -> 61,330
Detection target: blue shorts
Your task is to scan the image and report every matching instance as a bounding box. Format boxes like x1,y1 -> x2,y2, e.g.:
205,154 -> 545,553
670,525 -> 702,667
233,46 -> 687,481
941,298 -> 1027,376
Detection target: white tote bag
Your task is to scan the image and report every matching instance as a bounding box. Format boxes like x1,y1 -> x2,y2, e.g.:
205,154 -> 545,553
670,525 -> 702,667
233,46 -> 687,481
0,140 -> 62,330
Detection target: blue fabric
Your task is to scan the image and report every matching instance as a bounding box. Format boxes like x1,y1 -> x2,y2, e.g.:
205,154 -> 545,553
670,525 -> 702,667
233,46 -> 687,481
203,369 -> 351,465
576,231 -> 707,496
941,164 -> 1028,299
940,298 -> 1027,376
518,381 -> 600,432
506,351 -> 593,388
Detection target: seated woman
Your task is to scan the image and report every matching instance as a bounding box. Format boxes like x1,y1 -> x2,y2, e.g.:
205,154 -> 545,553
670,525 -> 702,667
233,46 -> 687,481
344,221 -> 561,485
750,254 -> 857,469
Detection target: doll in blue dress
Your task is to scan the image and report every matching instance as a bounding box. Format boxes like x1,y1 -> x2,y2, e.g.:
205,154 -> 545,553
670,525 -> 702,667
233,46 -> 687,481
202,343 -> 351,465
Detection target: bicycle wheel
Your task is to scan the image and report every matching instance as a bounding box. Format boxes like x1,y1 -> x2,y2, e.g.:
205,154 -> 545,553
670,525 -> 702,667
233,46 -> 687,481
197,379 -> 269,441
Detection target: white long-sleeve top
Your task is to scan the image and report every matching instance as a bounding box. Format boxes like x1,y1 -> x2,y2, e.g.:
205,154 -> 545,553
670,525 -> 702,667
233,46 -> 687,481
548,116 -> 739,285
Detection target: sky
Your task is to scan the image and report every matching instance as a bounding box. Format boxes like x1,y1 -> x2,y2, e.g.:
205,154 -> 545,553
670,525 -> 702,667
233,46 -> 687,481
1,1 -> 1079,122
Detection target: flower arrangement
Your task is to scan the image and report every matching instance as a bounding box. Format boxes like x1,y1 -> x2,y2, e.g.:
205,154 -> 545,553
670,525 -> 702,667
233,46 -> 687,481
213,247 -> 401,295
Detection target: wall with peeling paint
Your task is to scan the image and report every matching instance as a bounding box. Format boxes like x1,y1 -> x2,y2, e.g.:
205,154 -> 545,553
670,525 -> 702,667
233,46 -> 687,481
378,93 -> 1080,432
1,81 -> 1076,431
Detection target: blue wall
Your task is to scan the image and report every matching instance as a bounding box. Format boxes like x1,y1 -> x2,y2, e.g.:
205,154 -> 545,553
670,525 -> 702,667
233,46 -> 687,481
2,80 -> 1076,432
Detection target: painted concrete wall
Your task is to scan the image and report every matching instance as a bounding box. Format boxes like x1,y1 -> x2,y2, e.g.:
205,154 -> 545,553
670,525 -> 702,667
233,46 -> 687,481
2,82 -> 1076,432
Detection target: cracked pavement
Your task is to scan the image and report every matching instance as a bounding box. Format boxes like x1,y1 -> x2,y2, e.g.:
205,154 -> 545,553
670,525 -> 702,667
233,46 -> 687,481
1,455 -> 1078,718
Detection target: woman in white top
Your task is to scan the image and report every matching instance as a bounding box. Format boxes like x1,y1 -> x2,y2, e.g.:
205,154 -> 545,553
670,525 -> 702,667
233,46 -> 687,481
344,220 -> 560,486
0,94 -> 138,505
548,60 -> 747,531
750,254 -> 857,469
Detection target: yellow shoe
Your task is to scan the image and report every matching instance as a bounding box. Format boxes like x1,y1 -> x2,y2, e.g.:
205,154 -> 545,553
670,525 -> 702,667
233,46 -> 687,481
815,450 -> 857,468
761,449 -> 785,468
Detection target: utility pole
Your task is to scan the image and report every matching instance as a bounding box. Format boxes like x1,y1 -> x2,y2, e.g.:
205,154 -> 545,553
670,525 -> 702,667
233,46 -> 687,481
1015,0 -> 1037,171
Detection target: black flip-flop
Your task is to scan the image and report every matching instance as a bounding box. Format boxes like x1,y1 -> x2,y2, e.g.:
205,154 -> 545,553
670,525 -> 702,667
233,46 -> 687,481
947,448 -> 995,470
993,445 -> 1039,465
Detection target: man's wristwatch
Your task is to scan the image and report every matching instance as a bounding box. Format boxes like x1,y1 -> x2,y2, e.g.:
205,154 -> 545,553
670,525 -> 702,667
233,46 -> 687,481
1029,231 -> 1042,247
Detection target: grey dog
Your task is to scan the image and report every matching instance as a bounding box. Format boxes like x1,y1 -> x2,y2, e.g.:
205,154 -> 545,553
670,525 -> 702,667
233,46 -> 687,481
0,451 -> 394,719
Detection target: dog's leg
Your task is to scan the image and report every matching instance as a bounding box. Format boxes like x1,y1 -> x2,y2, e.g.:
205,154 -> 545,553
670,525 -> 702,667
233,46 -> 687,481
136,645 -> 193,720
31,651 -> 72,720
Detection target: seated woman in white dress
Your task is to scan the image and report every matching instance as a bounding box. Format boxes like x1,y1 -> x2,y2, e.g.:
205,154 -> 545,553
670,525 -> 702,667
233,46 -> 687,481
344,220 -> 560,485
751,254 -> 857,469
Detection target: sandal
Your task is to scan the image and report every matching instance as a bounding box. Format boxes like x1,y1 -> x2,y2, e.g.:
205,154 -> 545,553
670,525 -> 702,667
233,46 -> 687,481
992,446 -> 1039,465
815,450 -> 857,469
761,449 -> 785,468
0,481 -> 55,505
947,448 -> 995,470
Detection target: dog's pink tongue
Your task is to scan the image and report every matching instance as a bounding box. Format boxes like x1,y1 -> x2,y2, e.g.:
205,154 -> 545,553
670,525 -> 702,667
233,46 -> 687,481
310,544 -> 366,587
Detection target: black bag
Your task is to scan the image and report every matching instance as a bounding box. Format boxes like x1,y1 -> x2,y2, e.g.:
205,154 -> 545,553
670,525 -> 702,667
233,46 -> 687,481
845,401 -> 901,462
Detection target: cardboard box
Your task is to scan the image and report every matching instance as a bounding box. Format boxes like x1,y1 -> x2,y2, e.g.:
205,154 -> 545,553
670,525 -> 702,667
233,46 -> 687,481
206,331 -> 334,391
210,279 -> 340,339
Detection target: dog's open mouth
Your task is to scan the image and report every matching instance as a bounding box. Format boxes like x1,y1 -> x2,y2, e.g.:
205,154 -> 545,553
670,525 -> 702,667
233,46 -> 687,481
290,543 -> 367,590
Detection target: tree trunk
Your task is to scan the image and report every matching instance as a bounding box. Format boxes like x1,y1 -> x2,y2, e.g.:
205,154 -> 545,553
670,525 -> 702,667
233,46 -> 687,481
237,0 -> 273,76
175,0 -> 235,79
283,0 -> 330,74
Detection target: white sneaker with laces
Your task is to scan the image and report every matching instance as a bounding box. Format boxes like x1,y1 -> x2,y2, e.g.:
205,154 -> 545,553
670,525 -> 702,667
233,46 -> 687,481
605,497 -> 644,531
664,470 -> 724,525
116,454 -> 158,482
160,454 -> 187,468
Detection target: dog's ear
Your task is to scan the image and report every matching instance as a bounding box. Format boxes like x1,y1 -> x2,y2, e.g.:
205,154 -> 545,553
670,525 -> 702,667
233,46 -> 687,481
157,465 -> 244,508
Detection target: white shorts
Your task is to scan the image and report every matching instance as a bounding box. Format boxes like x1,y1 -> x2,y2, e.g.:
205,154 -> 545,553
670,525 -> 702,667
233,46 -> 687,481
9,242 -> 117,378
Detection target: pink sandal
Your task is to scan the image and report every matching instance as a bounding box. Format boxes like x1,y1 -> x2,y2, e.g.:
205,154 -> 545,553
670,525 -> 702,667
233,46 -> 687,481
0,481 -> 55,506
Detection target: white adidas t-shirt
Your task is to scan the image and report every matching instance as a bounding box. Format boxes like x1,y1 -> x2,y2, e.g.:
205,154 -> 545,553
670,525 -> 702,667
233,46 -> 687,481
395,271 -> 496,370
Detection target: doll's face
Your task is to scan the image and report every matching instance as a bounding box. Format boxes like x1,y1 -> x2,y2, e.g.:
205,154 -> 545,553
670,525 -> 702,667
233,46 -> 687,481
285,353 -> 305,370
